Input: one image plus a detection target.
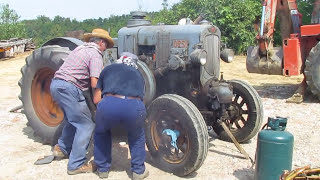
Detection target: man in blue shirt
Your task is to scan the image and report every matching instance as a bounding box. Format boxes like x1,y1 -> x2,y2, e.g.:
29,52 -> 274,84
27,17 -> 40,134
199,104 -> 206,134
93,52 -> 149,180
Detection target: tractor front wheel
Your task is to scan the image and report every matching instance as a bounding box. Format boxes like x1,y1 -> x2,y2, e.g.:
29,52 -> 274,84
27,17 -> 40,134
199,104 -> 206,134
145,94 -> 208,176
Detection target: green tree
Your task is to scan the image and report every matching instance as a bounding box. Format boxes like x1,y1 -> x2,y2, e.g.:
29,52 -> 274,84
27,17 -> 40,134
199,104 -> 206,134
297,0 -> 314,25
0,4 -> 26,39
162,0 -> 169,10
152,0 -> 261,53
273,0 -> 314,46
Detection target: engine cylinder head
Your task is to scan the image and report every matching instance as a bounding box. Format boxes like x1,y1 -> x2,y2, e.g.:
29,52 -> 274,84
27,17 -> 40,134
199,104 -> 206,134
127,11 -> 151,27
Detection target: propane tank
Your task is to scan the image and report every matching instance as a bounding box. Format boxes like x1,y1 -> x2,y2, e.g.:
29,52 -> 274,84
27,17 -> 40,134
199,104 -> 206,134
254,117 -> 294,180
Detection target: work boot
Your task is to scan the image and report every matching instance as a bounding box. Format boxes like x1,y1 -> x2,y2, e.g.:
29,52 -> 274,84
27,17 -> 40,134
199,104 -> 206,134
286,93 -> 303,104
133,169 -> 149,180
97,171 -> 109,179
67,162 -> 96,175
52,144 -> 66,159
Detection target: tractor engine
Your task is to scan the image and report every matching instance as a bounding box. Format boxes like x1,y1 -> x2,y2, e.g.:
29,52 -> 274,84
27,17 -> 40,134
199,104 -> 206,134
115,11 -> 231,113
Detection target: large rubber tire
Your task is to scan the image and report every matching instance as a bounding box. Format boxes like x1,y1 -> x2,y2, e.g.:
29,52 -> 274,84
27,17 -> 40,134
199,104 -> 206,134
136,60 -> 156,106
19,45 -> 70,145
305,42 -> 320,100
213,80 -> 263,143
145,94 -> 208,176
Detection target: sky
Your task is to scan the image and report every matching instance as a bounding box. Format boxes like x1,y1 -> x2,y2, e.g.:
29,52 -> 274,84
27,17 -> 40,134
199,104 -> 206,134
1,0 -> 181,21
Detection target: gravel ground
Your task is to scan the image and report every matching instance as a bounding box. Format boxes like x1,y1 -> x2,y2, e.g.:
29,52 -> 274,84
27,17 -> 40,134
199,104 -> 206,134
0,53 -> 319,180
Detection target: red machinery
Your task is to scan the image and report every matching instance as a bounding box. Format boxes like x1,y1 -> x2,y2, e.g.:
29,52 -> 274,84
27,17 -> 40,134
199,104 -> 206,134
247,0 -> 320,100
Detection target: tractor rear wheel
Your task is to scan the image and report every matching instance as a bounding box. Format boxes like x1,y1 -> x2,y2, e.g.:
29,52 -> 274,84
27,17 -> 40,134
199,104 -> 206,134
305,42 -> 320,99
19,45 -> 70,145
213,80 -> 263,143
145,94 -> 208,176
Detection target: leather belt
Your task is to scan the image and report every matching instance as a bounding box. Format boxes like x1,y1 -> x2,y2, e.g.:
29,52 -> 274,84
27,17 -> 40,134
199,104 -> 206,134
104,93 -> 141,100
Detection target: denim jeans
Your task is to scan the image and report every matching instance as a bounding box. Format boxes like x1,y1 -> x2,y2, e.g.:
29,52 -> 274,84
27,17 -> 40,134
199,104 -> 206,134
94,96 -> 146,174
50,79 -> 95,170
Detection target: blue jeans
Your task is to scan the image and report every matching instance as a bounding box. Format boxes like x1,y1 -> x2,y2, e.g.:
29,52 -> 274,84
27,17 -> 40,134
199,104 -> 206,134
50,79 -> 95,170
94,96 -> 146,174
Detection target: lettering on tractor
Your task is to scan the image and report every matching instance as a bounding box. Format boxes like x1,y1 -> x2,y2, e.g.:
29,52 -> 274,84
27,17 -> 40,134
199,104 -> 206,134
19,11 -> 263,176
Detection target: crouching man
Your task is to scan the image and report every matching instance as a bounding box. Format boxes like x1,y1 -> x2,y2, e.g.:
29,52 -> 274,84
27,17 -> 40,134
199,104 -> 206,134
93,52 -> 149,180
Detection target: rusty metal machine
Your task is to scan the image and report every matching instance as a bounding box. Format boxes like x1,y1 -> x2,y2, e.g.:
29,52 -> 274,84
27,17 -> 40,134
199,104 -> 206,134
18,11 -> 263,176
247,0 -> 320,101
0,38 -> 33,59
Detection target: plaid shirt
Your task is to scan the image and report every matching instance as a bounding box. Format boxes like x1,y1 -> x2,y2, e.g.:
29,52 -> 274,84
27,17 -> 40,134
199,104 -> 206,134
54,43 -> 103,91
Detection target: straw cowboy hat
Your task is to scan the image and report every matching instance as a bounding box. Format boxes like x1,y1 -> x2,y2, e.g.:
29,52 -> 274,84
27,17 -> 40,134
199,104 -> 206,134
83,28 -> 114,48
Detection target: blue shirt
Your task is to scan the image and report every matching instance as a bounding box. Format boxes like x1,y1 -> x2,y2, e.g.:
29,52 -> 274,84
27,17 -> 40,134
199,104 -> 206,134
96,63 -> 145,99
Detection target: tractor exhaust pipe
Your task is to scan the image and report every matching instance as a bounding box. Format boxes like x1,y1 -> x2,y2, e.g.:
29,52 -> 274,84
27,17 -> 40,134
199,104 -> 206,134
193,15 -> 205,25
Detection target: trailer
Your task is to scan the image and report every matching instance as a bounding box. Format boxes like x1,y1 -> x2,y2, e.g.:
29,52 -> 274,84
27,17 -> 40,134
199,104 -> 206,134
0,38 -> 34,59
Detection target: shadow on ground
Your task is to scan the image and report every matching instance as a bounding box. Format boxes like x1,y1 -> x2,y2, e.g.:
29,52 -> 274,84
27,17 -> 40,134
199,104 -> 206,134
233,168 -> 254,180
22,126 -> 45,144
253,83 -> 319,103
253,83 -> 299,100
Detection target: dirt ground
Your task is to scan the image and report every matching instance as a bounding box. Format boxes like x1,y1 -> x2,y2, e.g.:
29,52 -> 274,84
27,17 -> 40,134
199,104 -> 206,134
0,53 -> 320,180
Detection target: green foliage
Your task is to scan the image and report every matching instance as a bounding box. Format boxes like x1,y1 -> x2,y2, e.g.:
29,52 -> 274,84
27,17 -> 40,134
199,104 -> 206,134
152,0 -> 261,53
202,0 -> 261,53
162,0 -> 169,10
22,14 -> 130,47
297,0 -> 314,25
0,4 -> 27,39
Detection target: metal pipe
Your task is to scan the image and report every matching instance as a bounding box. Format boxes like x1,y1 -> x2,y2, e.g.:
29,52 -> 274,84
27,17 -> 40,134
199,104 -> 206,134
193,15 -> 205,25
9,104 -> 23,112
260,5 -> 266,37
218,119 -> 254,165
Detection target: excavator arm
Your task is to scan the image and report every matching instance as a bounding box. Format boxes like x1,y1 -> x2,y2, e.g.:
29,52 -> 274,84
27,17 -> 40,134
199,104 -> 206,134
247,0 -> 320,102
247,0 -> 302,76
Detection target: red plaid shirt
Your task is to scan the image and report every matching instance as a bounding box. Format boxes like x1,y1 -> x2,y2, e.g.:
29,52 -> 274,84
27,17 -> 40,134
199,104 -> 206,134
54,43 -> 103,91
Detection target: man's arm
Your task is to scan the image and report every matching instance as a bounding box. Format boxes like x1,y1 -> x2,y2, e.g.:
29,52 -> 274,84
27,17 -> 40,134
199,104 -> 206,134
93,88 -> 102,104
91,77 -> 102,104
91,77 -> 98,88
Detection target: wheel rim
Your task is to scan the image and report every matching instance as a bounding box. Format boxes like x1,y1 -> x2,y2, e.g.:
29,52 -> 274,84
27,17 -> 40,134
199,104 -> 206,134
31,68 -> 64,126
150,109 -> 190,164
226,93 -> 249,132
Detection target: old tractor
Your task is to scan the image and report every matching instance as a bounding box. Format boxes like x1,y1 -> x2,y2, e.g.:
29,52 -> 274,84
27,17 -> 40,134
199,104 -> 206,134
19,11 -> 263,176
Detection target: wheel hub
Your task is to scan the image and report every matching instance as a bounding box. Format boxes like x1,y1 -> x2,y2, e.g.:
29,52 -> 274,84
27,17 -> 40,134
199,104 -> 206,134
31,68 -> 64,127
150,111 -> 189,164
225,94 -> 249,132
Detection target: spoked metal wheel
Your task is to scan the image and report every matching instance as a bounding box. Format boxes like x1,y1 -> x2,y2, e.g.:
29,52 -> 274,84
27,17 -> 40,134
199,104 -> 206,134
145,94 -> 208,176
213,80 -> 263,143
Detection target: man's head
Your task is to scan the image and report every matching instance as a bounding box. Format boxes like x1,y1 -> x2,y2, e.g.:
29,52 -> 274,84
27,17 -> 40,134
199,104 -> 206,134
83,28 -> 114,51
115,52 -> 139,69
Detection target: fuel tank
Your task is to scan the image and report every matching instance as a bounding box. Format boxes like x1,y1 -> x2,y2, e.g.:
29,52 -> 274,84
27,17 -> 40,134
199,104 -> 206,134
254,117 -> 294,180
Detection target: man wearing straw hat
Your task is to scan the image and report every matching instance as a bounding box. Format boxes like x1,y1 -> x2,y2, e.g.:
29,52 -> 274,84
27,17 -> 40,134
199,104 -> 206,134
50,28 -> 114,175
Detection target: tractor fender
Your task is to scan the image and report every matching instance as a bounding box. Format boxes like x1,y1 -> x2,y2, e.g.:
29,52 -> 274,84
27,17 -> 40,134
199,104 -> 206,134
42,37 -> 84,50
